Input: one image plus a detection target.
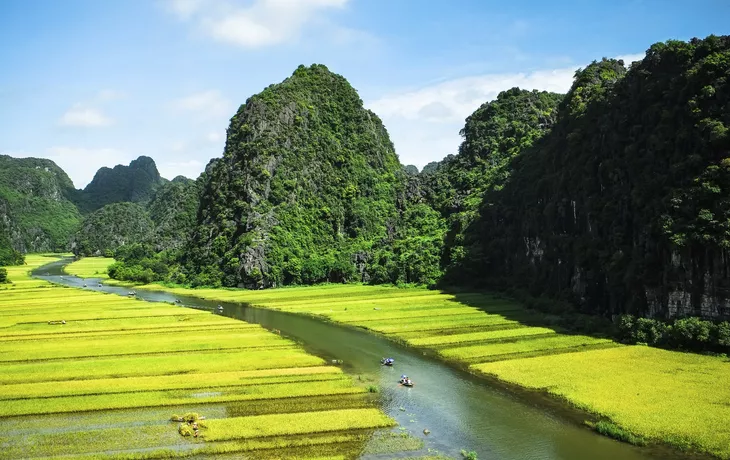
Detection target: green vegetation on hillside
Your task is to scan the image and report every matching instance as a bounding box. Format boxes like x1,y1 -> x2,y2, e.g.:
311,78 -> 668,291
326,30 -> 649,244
73,202 -> 154,256
0,155 -> 81,253
148,176 -> 200,250
420,88 -> 563,274
75,155 -> 167,213
454,36 -> 730,321
185,64 -> 440,288
6,36 -> 730,330
0,234 -> 23,266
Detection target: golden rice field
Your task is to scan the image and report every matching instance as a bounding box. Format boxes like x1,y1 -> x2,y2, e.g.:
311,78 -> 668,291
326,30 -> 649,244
123,279 -> 730,459
0,256 -> 398,459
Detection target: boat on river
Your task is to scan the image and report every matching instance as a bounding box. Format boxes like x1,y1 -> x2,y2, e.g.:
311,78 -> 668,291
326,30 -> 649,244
381,357 -> 394,366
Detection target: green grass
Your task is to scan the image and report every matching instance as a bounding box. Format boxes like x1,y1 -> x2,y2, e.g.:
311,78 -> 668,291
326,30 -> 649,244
0,255 -> 394,458
437,334 -> 614,361
0,378 -> 367,416
65,256 -> 115,279
128,277 -> 730,459
0,366 -> 343,400
203,408 -> 395,441
405,327 -> 556,347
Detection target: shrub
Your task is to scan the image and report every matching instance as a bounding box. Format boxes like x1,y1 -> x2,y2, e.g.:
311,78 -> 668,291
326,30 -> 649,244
670,317 -> 712,350
0,268 -> 7,283
714,322 -> 730,347
616,314 -> 729,354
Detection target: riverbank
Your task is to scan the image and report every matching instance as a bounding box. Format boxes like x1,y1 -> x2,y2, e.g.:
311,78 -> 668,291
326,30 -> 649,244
1,256 -> 396,459
71,273 -> 728,459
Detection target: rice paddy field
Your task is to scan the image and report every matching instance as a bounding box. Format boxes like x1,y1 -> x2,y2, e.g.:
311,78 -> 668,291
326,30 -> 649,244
63,256 -> 115,279
128,281 -> 730,459
0,256 -> 400,459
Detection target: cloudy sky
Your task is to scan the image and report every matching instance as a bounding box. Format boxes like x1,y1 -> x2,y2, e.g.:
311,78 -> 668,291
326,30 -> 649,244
1,0 -> 727,188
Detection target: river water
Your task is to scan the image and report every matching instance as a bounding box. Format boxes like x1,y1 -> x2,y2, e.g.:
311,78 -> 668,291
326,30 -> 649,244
35,260 -> 664,460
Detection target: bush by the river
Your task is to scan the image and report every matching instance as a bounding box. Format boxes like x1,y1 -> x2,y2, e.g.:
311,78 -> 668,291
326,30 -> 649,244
618,315 -> 730,354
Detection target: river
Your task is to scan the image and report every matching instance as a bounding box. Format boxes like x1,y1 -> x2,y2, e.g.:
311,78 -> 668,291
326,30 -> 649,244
35,259 -> 664,460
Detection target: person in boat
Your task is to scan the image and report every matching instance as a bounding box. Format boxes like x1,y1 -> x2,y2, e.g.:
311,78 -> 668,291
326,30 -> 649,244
399,374 -> 408,384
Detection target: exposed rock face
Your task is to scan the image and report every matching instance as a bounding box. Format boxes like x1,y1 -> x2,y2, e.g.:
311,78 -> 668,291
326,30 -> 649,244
77,156 -> 167,212
0,155 -> 81,253
186,64 -> 403,288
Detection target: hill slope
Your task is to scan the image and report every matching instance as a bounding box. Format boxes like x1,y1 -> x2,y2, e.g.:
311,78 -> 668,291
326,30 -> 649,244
75,156 -> 167,212
186,64 -> 404,288
459,36 -> 730,319
0,155 -> 81,255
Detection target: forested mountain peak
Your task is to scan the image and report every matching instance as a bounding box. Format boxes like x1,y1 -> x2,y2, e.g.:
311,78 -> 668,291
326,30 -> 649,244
462,35 -> 730,320
558,58 -> 627,118
0,155 -> 76,199
185,64 -> 404,288
78,155 -> 167,212
0,155 -> 81,256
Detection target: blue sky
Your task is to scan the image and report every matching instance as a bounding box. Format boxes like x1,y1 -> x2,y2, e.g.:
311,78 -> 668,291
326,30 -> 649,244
1,0 -> 728,188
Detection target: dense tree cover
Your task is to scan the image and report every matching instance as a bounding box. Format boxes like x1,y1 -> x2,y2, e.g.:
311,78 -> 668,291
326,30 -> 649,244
183,64 -> 440,288
0,234 -> 24,266
618,314 -> 730,353
73,202 -> 154,256
458,36 -> 730,320
74,156 -> 167,213
103,176 -> 201,282
107,243 -> 182,284
147,176 -> 201,251
420,89 -> 564,275
0,155 -> 81,253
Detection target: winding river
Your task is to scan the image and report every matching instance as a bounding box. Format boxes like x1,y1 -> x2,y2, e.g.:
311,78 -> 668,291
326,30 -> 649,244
35,259 -> 665,460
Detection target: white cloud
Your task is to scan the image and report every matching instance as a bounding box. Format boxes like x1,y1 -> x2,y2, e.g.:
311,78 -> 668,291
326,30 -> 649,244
170,140 -> 188,152
58,90 -> 124,127
616,53 -> 646,66
369,67 -> 578,125
59,104 -> 113,127
174,90 -> 231,120
45,146 -> 131,188
207,131 -> 224,142
368,53 -> 645,168
167,0 -> 206,19
159,159 -> 205,180
167,0 -> 350,48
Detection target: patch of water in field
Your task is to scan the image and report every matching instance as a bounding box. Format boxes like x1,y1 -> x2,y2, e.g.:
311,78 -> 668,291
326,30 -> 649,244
36,259 -> 668,460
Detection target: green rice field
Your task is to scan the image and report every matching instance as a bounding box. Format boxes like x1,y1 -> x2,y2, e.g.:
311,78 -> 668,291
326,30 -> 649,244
0,256 -> 397,459
118,279 -> 730,459
64,256 -> 115,279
